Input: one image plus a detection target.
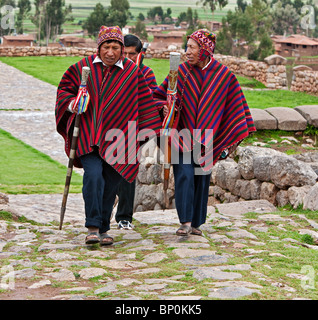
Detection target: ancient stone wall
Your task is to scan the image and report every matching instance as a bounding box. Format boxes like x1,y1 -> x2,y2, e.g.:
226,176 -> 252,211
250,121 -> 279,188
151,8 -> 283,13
290,65 -> 318,95
210,146 -> 318,211
214,54 -> 288,90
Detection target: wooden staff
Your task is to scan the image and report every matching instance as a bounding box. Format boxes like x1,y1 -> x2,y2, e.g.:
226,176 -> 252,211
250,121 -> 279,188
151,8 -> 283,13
59,66 -> 91,230
163,52 -> 181,209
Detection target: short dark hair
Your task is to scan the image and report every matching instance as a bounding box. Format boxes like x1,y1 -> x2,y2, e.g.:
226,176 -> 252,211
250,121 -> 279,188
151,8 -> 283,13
124,34 -> 142,53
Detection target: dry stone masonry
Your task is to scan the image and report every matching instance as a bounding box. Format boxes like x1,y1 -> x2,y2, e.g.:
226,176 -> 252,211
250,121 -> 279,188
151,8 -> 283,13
290,65 -> 318,95
211,146 -> 318,210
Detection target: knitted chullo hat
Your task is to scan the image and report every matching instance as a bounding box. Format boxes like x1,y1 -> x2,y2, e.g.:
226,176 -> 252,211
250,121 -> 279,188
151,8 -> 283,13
97,25 -> 124,48
188,29 -> 216,57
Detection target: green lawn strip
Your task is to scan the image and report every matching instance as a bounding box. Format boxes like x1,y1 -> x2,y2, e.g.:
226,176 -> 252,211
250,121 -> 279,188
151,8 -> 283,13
0,56 -> 82,87
0,128 -> 82,194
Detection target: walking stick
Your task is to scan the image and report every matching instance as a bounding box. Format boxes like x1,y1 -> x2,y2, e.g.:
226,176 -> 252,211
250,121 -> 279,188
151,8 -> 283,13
162,52 -> 181,209
59,66 -> 91,230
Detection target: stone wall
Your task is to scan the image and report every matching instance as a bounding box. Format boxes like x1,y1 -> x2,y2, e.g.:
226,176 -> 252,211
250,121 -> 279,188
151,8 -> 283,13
0,46 -> 97,57
135,143 -> 318,212
210,146 -> 318,210
214,54 -> 288,90
290,65 -> 318,95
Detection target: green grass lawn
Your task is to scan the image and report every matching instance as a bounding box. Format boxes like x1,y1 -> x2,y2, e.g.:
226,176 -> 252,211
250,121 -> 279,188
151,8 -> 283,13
0,128 -> 82,194
1,56 -> 317,109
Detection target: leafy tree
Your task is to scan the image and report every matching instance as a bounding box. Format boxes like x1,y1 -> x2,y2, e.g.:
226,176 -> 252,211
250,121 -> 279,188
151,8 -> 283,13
237,0 -> 248,12
107,0 -> 130,28
147,6 -> 163,22
132,18 -> 147,40
83,0 -> 130,36
32,0 -> 72,45
271,1 -> 300,35
257,28 -> 274,60
16,0 -> 31,34
137,12 -> 145,21
216,0 -> 274,60
197,0 -> 228,18
82,3 -> 108,37
177,7 -> 199,28
215,8 -> 255,56
214,17 -> 234,54
47,0 -> 72,44
32,0 -> 46,43
245,0 -> 272,34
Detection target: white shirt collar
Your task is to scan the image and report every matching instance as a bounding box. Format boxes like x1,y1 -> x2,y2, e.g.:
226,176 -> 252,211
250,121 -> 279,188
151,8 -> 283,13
202,57 -> 212,70
93,56 -> 124,69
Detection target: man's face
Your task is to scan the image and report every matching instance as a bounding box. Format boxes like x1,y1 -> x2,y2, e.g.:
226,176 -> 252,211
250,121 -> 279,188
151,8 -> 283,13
186,38 -> 200,66
123,46 -> 138,63
99,41 -> 122,66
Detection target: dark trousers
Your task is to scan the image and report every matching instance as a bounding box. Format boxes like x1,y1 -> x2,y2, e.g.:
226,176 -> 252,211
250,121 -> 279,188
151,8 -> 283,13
115,179 -> 135,223
80,151 -> 124,233
173,151 -> 211,228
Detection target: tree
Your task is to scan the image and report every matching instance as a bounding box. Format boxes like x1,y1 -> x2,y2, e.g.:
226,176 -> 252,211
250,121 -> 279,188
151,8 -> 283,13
32,0 -> 72,45
137,12 -> 145,21
214,17 -> 234,55
32,0 -> 46,43
237,0 -> 248,12
271,1 -> 300,35
107,0 -> 130,28
197,0 -> 228,18
147,6 -> 164,22
245,0 -> 272,34
16,0 -> 31,34
132,18 -> 147,40
83,0 -> 130,36
257,28 -> 274,60
216,0 -> 274,60
82,3 -> 108,37
45,0 -> 72,44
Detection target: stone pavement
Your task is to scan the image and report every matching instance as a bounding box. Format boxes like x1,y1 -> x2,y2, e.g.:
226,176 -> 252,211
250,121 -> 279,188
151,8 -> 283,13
1,61 -> 318,301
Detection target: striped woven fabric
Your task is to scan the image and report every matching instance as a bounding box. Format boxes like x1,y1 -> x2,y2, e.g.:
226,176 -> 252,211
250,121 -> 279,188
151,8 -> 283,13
154,58 -> 256,171
140,64 -> 158,91
55,54 -> 163,182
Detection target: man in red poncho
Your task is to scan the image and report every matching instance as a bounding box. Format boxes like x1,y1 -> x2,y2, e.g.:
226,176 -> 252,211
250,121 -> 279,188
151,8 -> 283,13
55,26 -> 163,245
154,29 -> 256,236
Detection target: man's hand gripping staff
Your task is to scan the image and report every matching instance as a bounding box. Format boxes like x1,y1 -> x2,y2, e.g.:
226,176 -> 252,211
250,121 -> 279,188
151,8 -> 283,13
163,52 -> 181,209
59,66 -> 91,230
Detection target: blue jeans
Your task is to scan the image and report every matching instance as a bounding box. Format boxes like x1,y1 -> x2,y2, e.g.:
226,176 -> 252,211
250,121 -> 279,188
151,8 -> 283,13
173,151 -> 211,228
115,179 -> 135,223
80,151 -> 124,233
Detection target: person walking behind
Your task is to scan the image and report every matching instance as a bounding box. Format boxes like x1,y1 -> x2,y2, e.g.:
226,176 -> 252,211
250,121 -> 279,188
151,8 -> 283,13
115,34 -> 158,230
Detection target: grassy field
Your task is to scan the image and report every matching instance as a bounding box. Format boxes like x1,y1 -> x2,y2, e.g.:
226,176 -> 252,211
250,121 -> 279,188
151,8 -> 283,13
0,128 -> 82,194
0,56 -> 317,109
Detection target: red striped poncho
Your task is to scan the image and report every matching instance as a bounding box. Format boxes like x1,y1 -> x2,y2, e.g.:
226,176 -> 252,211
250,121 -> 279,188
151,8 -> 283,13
154,58 -> 256,171
140,64 -> 158,91
55,54 -> 163,182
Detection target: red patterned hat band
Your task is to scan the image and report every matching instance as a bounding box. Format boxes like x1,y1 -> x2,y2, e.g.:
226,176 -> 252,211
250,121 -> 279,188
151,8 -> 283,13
97,25 -> 124,48
188,29 -> 216,56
